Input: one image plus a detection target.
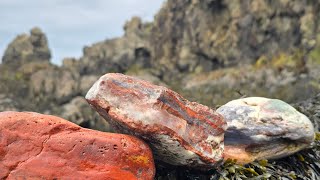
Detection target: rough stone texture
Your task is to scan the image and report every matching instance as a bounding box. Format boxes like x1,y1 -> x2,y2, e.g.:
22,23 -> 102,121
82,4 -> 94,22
179,65 -> 320,107
154,94 -> 320,179
150,0 -> 320,77
29,66 -> 79,104
86,73 -> 226,168
0,27 -> 111,131
79,75 -> 101,95
2,27 -> 51,67
2,0 -> 320,132
0,111 -> 155,180
217,97 -> 315,164
0,95 -> 18,112
60,96 -> 111,132
78,17 -> 152,76
125,69 -> 167,87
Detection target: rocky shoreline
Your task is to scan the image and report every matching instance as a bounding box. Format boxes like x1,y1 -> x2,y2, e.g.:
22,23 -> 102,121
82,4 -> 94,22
0,74 -> 319,179
1,0 -> 320,179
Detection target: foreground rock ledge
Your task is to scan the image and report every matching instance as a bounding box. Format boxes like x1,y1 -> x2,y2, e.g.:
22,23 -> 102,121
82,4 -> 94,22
217,97 -> 315,164
86,73 -> 226,168
0,111 -> 155,180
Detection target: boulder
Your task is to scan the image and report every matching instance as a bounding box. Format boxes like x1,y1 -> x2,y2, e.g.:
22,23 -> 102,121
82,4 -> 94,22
217,97 -> 315,164
0,111 -> 155,180
86,73 -> 226,168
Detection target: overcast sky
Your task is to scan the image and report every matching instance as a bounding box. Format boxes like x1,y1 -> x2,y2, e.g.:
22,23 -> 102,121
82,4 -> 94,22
0,0 -> 165,64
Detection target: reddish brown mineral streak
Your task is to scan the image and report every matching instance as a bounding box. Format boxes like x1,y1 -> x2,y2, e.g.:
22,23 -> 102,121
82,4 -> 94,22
0,111 -> 155,180
86,73 -> 226,166
157,92 -> 225,133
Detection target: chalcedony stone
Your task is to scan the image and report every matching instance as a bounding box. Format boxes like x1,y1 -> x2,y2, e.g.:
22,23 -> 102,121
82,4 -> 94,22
217,97 -> 315,164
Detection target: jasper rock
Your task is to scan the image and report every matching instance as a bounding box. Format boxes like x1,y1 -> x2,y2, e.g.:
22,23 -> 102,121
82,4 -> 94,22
86,73 -> 226,168
216,97 -> 315,164
0,111 -> 155,180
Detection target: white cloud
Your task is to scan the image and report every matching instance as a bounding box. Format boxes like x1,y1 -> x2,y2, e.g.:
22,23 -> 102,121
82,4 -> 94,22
0,0 -> 165,64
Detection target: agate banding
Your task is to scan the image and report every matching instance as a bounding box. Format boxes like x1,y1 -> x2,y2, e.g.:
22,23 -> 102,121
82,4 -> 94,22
86,73 -> 226,168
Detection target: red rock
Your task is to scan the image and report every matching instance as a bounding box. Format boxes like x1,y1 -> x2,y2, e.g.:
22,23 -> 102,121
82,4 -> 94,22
86,73 -> 226,168
0,111 -> 155,180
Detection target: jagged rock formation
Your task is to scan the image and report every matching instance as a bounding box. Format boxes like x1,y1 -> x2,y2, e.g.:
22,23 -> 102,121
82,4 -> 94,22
2,27 -> 51,68
75,17 -> 152,76
0,29 -> 108,131
0,0 -> 320,178
1,0 -> 320,131
150,0 -> 320,77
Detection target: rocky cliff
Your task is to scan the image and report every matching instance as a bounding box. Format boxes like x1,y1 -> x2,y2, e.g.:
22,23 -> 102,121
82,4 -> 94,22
2,27 -> 51,68
1,0 -> 320,178
1,0 -> 320,131
151,0 -> 320,74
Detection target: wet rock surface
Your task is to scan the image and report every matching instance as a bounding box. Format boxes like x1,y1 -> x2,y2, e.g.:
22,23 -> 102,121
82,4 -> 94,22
217,97 -> 315,164
86,73 -> 226,168
0,111 -> 155,180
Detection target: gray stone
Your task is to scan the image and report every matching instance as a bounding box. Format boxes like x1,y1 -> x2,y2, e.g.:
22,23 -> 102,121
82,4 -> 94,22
217,97 -> 315,164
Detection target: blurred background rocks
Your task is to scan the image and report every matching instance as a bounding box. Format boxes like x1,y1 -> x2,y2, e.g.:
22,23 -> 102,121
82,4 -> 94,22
0,0 -> 320,132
